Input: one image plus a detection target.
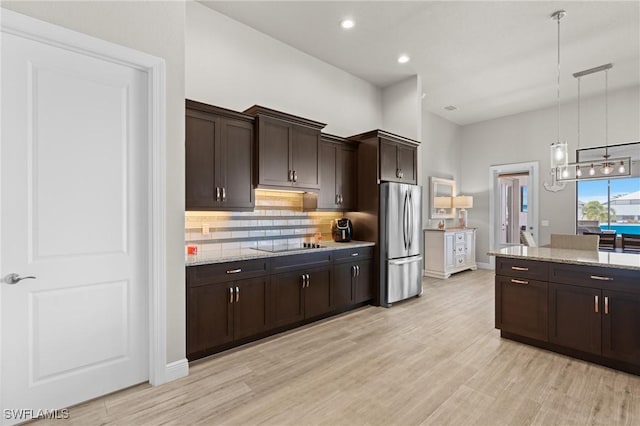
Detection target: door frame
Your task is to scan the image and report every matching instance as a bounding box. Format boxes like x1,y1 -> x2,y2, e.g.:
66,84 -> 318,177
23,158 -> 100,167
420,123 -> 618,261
488,161 -> 539,269
0,9 -> 171,412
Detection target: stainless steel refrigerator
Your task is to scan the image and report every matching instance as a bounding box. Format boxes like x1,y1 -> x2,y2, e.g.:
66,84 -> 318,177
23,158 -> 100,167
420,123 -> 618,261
379,182 -> 423,307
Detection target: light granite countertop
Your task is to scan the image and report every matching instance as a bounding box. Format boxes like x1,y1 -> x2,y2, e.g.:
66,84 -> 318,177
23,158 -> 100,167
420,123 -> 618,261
186,240 -> 376,266
488,246 -> 640,271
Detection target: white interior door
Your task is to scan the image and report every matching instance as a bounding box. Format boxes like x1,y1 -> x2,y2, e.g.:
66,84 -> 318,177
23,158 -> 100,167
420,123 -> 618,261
1,29 -> 149,420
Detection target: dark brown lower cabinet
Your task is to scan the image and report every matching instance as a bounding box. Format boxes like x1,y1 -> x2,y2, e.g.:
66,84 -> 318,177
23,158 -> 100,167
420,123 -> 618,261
187,276 -> 270,360
332,251 -> 373,310
601,290 -> 640,364
495,256 -> 640,375
495,276 -> 548,342
271,266 -> 332,328
549,282 -> 601,355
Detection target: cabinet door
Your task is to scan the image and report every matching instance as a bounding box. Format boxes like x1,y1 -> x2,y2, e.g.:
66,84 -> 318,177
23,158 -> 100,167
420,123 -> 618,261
355,259 -> 373,303
185,110 -> 219,210
220,118 -> 254,210
258,117 -> 292,187
495,276 -> 548,341
292,125 -> 320,189
444,233 -> 456,270
317,141 -> 338,209
397,144 -> 417,184
379,139 -> 399,182
549,283 -> 601,355
338,146 -> 357,210
271,271 -> 305,328
305,268 -> 332,319
187,282 -> 233,358
234,276 -> 270,341
602,290 -> 640,365
464,231 -> 475,265
331,263 -> 354,310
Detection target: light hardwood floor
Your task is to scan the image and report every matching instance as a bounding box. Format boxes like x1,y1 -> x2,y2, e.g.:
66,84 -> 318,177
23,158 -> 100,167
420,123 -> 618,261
37,269 -> 639,425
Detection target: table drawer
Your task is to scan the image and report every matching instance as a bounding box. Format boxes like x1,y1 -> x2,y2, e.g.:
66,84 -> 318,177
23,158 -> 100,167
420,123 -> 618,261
496,257 -> 548,281
188,258 -> 270,287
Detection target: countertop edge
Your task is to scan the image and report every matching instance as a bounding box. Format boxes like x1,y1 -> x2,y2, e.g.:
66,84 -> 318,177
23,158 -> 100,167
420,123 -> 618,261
488,250 -> 640,272
186,241 -> 376,266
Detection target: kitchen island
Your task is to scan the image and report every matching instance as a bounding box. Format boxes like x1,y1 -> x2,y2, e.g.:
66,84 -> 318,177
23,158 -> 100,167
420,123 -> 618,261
489,246 -> 640,375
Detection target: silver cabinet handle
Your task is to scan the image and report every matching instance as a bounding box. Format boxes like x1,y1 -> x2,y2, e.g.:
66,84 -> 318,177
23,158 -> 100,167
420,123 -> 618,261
595,295 -> 599,313
340,195 -> 343,204
306,274 -> 310,287
293,171 -> 298,183
222,187 -> 226,202
604,296 -> 609,315
356,265 -> 360,277
351,265 -> 356,278
215,187 -> 220,201
229,287 -> 234,304
351,253 -> 359,257
301,274 -> 306,288
226,268 -> 242,274
590,275 -> 613,281
336,194 -> 340,205
235,286 -> 239,303
4,273 -> 36,285
511,266 -> 529,271
510,279 -> 528,285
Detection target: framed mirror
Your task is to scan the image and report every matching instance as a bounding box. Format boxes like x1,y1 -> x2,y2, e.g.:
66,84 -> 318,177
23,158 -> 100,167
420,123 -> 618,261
430,177 -> 456,219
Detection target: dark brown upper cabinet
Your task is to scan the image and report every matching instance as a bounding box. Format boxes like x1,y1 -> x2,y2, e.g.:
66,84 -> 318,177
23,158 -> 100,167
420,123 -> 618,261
350,130 -> 419,185
244,105 -> 326,192
186,100 -> 254,211
304,134 -> 357,211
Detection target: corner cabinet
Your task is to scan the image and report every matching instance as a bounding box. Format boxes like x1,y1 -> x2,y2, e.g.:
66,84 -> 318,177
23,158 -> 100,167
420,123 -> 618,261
350,130 -> 419,185
185,100 -> 254,211
244,105 -> 326,192
303,133 -> 357,211
423,228 -> 477,279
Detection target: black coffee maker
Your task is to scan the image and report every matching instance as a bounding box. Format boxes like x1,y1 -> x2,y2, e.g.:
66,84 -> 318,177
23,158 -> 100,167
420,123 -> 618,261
331,218 -> 353,242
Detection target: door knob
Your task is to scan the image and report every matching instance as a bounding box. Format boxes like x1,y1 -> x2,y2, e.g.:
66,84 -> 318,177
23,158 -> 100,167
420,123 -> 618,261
4,273 -> 36,285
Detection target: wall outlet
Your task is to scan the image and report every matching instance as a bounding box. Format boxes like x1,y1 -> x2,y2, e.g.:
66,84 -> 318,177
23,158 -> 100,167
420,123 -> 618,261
201,223 -> 210,234
541,220 -> 550,227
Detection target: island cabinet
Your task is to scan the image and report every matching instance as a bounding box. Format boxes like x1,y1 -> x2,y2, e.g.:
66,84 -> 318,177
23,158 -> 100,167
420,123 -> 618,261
331,246 -> 374,310
495,254 -> 640,375
244,105 -> 326,192
186,258 -> 270,360
304,134 -> 357,211
270,251 -> 333,328
185,100 -> 254,211
349,130 -> 419,185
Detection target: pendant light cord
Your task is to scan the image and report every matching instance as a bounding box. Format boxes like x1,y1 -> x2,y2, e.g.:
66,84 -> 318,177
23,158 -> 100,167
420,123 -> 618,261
577,77 -> 581,150
605,69 -> 609,157
556,13 -> 561,144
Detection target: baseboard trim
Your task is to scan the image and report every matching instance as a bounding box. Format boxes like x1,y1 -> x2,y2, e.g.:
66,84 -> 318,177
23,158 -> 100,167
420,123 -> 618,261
476,262 -> 493,270
163,358 -> 189,383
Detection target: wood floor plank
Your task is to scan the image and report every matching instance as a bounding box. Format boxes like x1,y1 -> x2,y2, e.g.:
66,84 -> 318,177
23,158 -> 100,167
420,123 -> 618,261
33,269 -> 640,425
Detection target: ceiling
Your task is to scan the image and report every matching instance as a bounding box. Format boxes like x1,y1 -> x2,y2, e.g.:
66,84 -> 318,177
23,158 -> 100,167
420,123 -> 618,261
200,1 -> 640,126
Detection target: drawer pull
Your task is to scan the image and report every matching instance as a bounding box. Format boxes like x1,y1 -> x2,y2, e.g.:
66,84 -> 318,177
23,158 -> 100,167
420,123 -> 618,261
511,266 -> 529,271
590,275 -> 613,281
226,268 -> 242,274
604,296 -> 609,315
595,295 -> 599,313
510,279 -> 529,285
351,253 -> 359,257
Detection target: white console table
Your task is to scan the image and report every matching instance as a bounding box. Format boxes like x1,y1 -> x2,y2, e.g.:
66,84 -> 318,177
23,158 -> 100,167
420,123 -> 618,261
424,228 -> 477,279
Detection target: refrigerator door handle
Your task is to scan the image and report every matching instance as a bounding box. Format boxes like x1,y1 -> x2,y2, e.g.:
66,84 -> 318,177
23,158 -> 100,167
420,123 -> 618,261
408,191 -> 413,249
402,191 -> 409,250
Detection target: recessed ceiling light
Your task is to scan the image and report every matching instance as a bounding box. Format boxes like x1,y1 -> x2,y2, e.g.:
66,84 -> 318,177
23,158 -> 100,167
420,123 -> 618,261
444,105 -> 457,111
340,19 -> 355,29
397,54 -> 410,64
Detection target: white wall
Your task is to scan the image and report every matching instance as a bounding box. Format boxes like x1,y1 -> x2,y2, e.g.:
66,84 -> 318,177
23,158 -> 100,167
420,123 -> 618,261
421,110 -> 463,227
382,76 -> 422,140
460,85 -> 640,264
2,1 -> 187,365
186,2 -> 381,136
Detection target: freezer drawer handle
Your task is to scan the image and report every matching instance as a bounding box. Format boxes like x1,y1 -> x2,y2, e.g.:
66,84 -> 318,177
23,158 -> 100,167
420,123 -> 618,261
389,256 -> 423,266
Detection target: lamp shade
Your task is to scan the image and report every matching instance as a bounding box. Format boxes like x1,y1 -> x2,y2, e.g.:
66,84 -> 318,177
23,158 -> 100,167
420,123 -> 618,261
453,195 -> 473,209
434,196 -> 452,209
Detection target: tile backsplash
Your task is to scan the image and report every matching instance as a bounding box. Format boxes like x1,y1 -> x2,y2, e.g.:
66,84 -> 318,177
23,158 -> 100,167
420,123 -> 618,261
185,190 -> 344,257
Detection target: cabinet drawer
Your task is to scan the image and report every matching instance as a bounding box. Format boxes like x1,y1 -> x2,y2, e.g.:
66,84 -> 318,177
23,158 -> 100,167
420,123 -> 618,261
188,258 -> 270,287
549,263 -> 640,292
496,257 -> 548,281
455,255 -> 466,267
333,246 -> 374,263
455,245 -> 465,255
455,232 -> 465,243
271,251 -> 333,273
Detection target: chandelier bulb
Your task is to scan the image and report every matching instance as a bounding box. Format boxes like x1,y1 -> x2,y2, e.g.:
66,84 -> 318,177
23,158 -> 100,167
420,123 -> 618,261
562,168 -> 569,178
589,164 -> 596,176
618,161 -> 626,174
575,166 -> 582,177
602,163 -> 612,175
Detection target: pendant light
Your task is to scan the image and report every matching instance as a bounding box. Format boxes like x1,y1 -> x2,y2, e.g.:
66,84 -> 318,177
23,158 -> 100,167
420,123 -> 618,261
544,10 -> 568,192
